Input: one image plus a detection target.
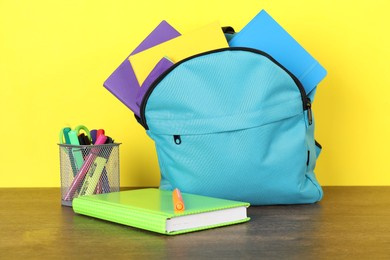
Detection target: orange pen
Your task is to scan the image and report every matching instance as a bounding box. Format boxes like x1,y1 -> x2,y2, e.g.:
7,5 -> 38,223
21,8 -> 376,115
172,188 -> 185,213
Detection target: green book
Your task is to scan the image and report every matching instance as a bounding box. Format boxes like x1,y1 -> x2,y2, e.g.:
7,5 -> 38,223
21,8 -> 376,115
72,188 -> 250,235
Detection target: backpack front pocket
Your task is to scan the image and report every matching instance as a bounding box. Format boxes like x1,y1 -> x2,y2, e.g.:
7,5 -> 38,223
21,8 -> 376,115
149,110 -> 321,205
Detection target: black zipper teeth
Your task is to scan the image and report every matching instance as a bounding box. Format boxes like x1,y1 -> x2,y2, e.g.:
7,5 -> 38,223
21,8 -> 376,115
140,47 -> 308,129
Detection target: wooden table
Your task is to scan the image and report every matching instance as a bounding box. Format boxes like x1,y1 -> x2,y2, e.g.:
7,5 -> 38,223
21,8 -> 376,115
1,187 -> 389,259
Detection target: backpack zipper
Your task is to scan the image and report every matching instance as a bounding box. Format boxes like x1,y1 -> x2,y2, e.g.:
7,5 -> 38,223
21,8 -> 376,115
306,98 -> 312,125
140,47 -> 309,130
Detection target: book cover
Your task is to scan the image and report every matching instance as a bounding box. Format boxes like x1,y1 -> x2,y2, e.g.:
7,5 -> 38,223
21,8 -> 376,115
129,22 -> 229,86
103,20 -> 181,116
229,9 -> 327,94
73,188 -> 250,235
135,57 -> 174,110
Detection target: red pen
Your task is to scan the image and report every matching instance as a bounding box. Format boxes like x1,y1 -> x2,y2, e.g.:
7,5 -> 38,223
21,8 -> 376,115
97,129 -> 105,138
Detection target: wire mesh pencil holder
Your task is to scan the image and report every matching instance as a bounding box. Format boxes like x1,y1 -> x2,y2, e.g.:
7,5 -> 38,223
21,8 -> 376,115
59,143 -> 120,206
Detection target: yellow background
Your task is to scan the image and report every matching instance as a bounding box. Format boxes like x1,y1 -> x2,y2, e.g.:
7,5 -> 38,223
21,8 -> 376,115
1,0 -> 389,187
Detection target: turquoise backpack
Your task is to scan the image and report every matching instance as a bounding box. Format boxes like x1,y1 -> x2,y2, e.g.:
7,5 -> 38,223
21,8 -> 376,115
137,47 -> 323,205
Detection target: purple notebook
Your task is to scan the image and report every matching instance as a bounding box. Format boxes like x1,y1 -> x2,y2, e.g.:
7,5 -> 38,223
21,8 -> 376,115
135,57 -> 174,114
103,21 -> 181,116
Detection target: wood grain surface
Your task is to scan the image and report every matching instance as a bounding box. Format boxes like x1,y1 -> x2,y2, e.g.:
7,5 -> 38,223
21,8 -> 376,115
1,187 -> 389,259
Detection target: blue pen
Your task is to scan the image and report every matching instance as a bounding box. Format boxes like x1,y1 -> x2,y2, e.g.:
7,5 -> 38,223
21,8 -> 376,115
90,130 -> 97,144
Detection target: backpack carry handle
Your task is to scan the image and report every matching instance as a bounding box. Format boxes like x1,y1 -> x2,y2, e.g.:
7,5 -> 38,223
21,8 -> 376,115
222,26 -> 235,34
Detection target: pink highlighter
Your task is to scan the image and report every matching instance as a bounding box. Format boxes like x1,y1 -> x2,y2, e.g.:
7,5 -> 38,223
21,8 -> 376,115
63,134 -> 108,201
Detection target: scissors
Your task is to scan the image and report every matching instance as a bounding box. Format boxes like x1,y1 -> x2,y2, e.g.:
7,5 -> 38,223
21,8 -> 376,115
59,125 -> 92,174
59,125 -> 91,145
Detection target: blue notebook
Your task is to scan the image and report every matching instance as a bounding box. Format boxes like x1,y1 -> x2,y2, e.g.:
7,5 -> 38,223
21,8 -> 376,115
229,10 -> 326,94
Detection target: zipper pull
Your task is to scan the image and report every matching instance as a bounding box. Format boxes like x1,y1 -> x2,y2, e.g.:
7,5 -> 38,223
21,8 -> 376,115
306,99 -> 312,125
173,135 -> 182,145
